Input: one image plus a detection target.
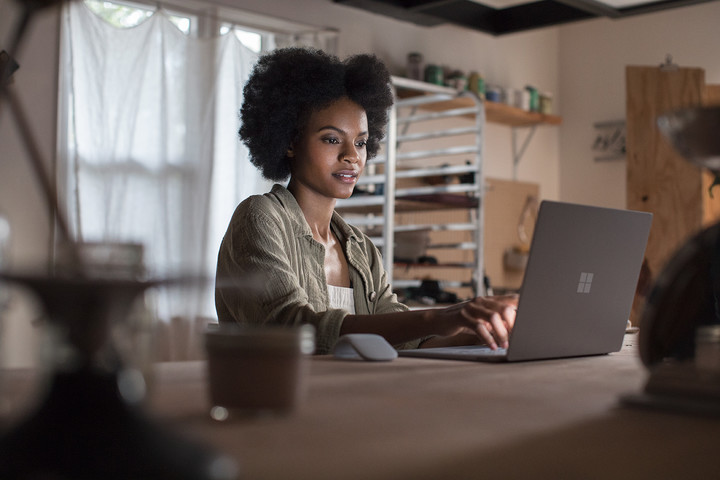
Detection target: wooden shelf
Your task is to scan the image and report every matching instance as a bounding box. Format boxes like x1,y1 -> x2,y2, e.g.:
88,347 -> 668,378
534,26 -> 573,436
395,80 -> 562,127
485,100 -> 562,126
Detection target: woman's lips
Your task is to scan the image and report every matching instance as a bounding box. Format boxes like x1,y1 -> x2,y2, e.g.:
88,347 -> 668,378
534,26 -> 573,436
333,170 -> 359,183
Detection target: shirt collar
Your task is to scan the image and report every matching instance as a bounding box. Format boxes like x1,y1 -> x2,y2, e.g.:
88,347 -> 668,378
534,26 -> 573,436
270,183 -> 363,244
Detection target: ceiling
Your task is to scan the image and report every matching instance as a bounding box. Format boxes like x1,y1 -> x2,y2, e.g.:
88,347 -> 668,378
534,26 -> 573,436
332,0 -> 717,35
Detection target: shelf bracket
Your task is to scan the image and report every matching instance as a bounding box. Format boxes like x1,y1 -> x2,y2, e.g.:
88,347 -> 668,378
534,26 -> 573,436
512,125 -> 537,180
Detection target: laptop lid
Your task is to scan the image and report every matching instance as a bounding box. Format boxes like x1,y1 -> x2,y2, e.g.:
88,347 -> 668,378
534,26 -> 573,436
504,200 -> 651,361
399,201 -> 652,362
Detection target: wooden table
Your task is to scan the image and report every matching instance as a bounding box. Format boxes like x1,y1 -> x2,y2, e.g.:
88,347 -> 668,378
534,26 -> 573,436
144,334 -> 719,479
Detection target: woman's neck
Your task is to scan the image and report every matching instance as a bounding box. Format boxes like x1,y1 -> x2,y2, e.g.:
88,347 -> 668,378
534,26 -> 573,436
287,181 -> 336,242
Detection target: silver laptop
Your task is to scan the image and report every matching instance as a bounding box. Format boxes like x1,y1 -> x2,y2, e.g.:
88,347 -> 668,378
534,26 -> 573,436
399,200 -> 652,362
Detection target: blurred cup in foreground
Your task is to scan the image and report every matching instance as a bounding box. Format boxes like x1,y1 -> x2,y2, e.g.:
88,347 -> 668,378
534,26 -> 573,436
204,324 -> 315,420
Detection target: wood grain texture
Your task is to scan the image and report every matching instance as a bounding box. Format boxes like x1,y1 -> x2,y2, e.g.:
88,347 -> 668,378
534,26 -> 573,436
626,66 -> 705,277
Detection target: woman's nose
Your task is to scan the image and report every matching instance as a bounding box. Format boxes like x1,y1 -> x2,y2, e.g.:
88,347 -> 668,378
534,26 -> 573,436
342,146 -> 361,164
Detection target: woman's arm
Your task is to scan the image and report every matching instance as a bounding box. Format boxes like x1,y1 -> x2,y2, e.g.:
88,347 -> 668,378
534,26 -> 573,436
340,295 -> 518,350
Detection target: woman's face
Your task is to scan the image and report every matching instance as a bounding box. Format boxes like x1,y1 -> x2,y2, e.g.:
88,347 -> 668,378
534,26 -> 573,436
288,96 -> 368,201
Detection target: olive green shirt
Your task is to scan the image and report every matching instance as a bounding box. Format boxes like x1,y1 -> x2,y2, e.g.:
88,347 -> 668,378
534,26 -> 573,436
215,184 -> 419,354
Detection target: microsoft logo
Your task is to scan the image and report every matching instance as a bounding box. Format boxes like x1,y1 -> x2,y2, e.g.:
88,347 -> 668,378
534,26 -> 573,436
577,272 -> 594,293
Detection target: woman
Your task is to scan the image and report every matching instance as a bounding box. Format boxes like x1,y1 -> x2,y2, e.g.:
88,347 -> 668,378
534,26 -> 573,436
216,47 -> 516,354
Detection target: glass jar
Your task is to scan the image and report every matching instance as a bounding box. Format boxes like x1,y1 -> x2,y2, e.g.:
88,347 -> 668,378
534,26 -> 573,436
406,52 -> 424,81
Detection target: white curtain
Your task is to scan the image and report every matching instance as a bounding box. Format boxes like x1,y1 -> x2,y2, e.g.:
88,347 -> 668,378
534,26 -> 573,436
59,1 -> 338,323
59,2 -> 267,320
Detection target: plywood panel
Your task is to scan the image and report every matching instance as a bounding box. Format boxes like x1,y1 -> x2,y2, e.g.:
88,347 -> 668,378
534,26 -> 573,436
626,66 -> 705,277
483,178 -> 540,291
705,84 -> 720,105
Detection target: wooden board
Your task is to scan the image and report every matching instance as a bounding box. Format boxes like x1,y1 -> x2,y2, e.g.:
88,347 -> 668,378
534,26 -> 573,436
396,87 -> 562,127
625,71 -> 720,325
626,66 -> 706,277
483,178 -> 539,291
705,84 -> 720,105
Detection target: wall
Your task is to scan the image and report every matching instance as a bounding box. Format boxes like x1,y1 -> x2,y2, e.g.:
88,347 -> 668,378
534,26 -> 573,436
557,1 -> 720,209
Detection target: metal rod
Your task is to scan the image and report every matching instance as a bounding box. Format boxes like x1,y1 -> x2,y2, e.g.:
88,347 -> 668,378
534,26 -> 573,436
397,145 -> 478,162
398,126 -> 478,143
397,107 -> 479,124
383,95 -> 398,283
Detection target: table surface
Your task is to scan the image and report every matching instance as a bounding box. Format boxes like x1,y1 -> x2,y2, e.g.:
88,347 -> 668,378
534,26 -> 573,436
138,333 -> 718,480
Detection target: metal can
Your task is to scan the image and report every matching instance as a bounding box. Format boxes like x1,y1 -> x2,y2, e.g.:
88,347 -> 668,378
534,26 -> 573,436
485,85 -> 501,103
539,92 -> 553,114
525,86 -> 539,112
468,71 -> 485,99
424,64 -> 443,85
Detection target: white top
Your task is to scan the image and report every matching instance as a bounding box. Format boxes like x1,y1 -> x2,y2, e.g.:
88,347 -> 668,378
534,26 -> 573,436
327,285 -> 355,314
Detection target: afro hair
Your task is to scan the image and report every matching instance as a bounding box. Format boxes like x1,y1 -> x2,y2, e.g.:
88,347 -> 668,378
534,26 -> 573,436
239,47 -> 394,181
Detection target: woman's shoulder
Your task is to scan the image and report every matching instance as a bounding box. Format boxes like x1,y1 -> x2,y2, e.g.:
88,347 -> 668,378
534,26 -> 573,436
230,185 -> 305,234
233,185 -> 288,217
235,191 -> 275,214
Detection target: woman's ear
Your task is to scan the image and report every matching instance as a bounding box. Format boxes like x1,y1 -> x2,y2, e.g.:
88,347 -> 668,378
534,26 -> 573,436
286,144 -> 295,158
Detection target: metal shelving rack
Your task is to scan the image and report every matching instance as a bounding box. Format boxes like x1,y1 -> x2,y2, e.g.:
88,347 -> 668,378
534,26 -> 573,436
337,76 -> 487,298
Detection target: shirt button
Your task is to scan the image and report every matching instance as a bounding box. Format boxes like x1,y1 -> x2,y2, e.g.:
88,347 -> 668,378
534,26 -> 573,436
369,292 -> 377,302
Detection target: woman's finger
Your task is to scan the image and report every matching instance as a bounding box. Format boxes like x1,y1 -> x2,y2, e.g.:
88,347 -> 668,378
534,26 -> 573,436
460,305 -> 506,349
464,298 -> 515,331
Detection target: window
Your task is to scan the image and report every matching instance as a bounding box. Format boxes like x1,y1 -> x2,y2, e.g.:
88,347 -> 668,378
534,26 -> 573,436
85,0 -> 190,32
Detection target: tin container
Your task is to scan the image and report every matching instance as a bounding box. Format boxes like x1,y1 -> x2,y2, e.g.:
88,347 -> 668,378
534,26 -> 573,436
485,85 -> 502,103
525,86 -> 539,112
468,71 -> 485,98
424,64 -> 443,85
539,92 -> 553,114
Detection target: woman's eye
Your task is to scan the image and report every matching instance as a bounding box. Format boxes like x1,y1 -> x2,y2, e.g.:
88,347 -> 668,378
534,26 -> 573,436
356,140 -> 368,148
323,137 -> 340,144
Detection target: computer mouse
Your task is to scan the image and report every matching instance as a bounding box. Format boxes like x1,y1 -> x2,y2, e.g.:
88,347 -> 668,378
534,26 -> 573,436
332,334 -> 398,362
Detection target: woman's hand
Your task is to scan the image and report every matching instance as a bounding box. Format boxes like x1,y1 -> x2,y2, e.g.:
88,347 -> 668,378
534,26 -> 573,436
427,295 -> 518,349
